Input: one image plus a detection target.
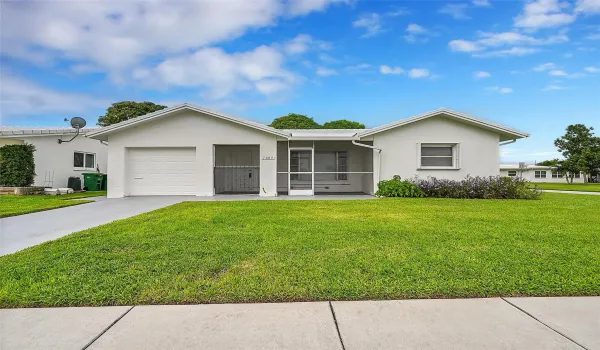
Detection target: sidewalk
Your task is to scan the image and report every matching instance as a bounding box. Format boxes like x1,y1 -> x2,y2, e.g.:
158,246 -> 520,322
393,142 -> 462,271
543,190 -> 600,195
1,297 -> 598,350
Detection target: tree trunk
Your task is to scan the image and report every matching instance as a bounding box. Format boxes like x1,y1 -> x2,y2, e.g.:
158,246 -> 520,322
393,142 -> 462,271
584,173 -> 588,184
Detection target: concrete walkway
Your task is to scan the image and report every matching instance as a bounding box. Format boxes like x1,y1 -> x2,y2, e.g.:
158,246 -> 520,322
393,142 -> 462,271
543,190 -> 600,195
0,194 -> 374,256
1,297 -> 598,350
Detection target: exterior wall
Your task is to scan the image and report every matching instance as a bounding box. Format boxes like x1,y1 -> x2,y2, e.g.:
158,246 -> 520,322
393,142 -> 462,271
372,116 -> 500,183
276,141 -> 373,193
0,138 -> 24,146
0,135 -> 107,188
106,110 -> 278,198
500,169 -> 585,183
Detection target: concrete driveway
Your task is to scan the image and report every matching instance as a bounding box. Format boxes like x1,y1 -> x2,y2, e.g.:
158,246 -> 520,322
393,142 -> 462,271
0,196 -> 186,256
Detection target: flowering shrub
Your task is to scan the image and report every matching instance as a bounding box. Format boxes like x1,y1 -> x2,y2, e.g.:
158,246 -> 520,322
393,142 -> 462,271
376,175 -> 425,198
411,175 -> 541,199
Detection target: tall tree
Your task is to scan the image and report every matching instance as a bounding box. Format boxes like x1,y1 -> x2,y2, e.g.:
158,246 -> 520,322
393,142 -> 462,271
97,101 -> 167,127
322,119 -> 366,129
536,159 -> 559,166
269,113 -> 320,129
554,124 -> 600,184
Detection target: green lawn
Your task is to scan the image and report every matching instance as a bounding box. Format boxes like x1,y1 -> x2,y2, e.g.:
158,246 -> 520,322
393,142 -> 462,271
0,191 -> 106,218
536,183 -> 600,192
1,193 -> 599,308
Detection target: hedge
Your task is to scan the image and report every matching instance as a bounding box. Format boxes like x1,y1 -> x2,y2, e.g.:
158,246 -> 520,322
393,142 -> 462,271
0,143 -> 36,187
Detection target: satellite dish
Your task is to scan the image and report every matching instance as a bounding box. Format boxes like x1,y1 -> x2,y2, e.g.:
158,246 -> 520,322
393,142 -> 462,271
70,117 -> 87,129
58,117 -> 87,144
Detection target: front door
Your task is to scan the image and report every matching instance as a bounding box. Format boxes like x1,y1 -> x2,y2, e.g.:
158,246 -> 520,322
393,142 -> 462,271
289,148 -> 313,195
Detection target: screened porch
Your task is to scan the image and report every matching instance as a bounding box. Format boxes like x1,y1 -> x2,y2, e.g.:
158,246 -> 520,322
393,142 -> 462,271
276,141 -> 374,195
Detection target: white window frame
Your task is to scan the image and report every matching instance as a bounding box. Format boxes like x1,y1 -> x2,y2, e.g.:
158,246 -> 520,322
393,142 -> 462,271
508,170 -> 517,177
74,151 -> 96,171
535,170 -> 547,179
574,172 -> 581,179
335,151 -> 348,181
552,170 -> 563,178
417,143 -> 460,170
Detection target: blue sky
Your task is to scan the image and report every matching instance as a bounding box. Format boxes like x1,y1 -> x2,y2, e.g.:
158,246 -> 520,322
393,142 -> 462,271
1,0 -> 599,163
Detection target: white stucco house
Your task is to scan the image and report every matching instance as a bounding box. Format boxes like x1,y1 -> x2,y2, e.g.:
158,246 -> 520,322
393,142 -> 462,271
500,164 -> 585,183
87,103 -> 529,198
0,127 -> 108,188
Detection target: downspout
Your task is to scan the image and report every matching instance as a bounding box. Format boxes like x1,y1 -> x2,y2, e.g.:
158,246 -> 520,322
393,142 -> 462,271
352,138 -> 382,191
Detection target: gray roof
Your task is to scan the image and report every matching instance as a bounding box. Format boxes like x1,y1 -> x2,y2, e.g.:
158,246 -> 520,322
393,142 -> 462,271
0,126 -> 100,137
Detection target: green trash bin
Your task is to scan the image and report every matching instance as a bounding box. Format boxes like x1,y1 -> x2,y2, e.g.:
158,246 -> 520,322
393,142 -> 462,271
101,173 -> 108,191
82,173 -> 103,191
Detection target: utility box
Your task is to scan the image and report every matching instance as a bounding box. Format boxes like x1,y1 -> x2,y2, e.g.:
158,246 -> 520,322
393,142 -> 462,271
67,176 -> 82,191
82,173 -> 104,191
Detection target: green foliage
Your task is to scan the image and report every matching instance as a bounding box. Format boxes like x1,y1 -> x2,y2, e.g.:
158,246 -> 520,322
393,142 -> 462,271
269,113 -> 366,129
536,159 -> 560,166
376,175 -> 425,197
554,124 -> 600,182
0,195 -> 95,218
0,144 -> 36,187
269,113 -> 321,129
97,101 -> 167,127
322,119 -> 366,129
413,176 -> 541,199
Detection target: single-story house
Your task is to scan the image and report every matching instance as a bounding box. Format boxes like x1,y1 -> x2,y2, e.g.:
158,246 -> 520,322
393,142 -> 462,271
0,127 -> 108,188
500,164 -> 585,183
87,103 -> 529,198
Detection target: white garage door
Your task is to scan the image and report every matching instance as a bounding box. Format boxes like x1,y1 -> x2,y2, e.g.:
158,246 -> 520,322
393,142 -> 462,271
127,148 -> 197,196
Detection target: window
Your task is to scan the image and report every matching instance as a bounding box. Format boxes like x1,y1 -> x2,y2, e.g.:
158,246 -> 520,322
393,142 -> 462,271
575,172 -> 581,178
420,144 -> 456,168
552,171 -> 563,178
535,170 -> 546,178
290,151 -> 311,181
74,152 -> 95,170
508,170 -> 517,177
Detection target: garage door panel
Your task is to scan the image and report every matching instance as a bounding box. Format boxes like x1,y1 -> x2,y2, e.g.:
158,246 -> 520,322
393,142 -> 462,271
127,148 -> 197,196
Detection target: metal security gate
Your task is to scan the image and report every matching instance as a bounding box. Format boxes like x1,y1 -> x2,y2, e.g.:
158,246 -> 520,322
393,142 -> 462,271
214,145 -> 259,194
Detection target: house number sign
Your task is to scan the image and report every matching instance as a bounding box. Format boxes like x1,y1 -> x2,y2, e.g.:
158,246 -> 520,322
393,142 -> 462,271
262,156 -> 275,160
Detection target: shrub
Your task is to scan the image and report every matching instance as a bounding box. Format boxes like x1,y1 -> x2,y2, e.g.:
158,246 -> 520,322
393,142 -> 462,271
411,175 -> 541,199
0,143 -> 36,187
376,175 -> 425,198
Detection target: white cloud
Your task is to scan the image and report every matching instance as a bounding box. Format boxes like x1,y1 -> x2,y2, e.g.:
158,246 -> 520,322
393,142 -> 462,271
473,0 -> 492,7
0,0 -> 348,101
408,68 -> 431,78
584,66 -> 600,72
548,69 -> 585,78
287,0 -> 350,15
439,3 -> 471,19
575,0 -> 600,13
549,69 -> 568,76
473,47 -> 540,57
533,62 -> 558,71
449,40 -> 483,52
404,23 -> 432,43
487,86 -> 514,94
543,84 -> 568,90
133,45 -> 299,99
316,67 -> 338,76
353,13 -> 384,38
449,31 -> 567,57
0,74 -> 109,121
346,64 -> 372,72
514,0 -> 576,30
474,71 -> 492,78
380,65 -> 405,75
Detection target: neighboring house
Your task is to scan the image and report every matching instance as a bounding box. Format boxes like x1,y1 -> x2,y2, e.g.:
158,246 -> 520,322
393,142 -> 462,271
0,127 -> 108,188
87,103 -> 529,198
500,164 -> 585,183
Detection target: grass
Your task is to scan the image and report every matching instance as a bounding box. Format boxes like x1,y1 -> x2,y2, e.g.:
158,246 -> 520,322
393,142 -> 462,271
0,191 -> 106,218
536,183 -> 600,192
0,193 -> 599,308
